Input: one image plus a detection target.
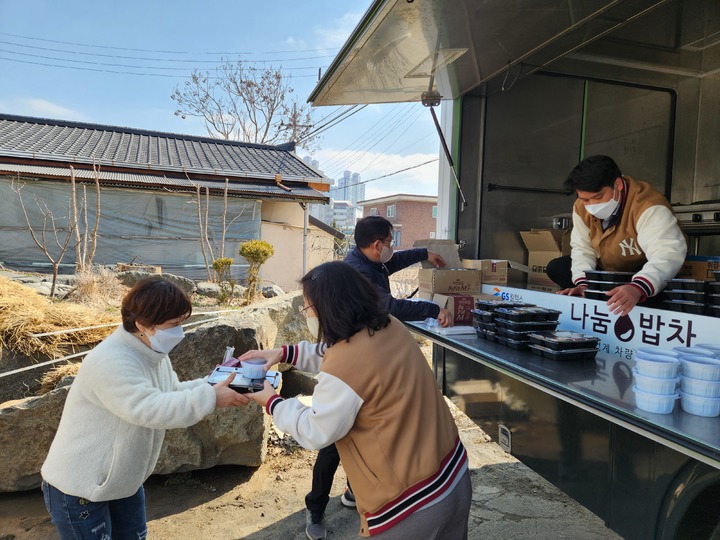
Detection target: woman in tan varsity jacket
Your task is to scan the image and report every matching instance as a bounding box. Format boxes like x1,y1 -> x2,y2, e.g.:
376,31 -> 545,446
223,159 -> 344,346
242,261 -> 471,538
548,155 -> 686,316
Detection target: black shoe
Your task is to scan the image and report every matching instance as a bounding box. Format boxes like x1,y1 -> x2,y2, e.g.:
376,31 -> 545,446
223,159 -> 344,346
340,485 -> 356,508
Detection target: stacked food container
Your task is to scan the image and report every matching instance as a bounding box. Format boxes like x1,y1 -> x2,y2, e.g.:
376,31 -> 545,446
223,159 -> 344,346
632,345 -> 720,417
676,345 -> 720,417
632,348 -> 681,414
661,272 -> 720,317
583,270 -> 635,301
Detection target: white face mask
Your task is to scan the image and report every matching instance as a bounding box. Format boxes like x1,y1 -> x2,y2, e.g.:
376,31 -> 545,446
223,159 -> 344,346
379,245 -> 394,263
148,325 -> 185,354
585,188 -> 620,220
306,316 -> 320,339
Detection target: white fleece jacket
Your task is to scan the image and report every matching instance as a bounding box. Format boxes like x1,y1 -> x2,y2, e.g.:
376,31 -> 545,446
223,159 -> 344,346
41,327 -> 217,501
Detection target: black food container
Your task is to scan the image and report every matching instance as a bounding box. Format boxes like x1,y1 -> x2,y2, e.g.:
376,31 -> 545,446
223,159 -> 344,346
667,278 -> 706,292
662,289 -> 707,302
495,335 -> 529,350
494,307 -> 562,322
585,270 -> 634,283
708,294 -> 720,306
707,305 -> 720,318
494,318 -> 560,331
528,331 -> 600,351
471,309 -> 496,323
663,300 -> 706,314
708,282 -> 720,294
475,299 -> 535,311
528,343 -> 599,361
585,280 -> 622,292
584,289 -> 608,301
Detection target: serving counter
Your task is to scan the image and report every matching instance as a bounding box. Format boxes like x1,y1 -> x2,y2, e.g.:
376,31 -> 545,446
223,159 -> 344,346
408,285 -> 720,540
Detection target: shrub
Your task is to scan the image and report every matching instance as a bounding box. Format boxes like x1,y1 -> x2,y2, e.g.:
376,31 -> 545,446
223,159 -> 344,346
238,240 -> 274,302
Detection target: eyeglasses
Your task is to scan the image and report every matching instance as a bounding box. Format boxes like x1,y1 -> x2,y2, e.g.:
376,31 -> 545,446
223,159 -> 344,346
379,237 -> 395,247
298,304 -> 315,318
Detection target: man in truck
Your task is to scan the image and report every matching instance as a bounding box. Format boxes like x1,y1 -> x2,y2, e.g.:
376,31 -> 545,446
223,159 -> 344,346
547,154 -> 687,316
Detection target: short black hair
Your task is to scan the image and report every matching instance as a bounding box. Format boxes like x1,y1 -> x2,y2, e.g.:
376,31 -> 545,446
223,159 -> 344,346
301,261 -> 390,349
121,277 -> 192,333
564,155 -> 622,192
354,216 -> 393,249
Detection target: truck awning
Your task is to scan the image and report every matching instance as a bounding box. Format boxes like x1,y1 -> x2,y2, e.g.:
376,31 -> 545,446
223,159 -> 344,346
308,0 -> 669,106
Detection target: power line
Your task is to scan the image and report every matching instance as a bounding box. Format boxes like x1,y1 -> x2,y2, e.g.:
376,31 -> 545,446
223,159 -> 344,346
0,39 -> 336,63
0,56 -> 324,79
0,48 -> 324,73
0,31 -> 340,55
336,159 -> 439,190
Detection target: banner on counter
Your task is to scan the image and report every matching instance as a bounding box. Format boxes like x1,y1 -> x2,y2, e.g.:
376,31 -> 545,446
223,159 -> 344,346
482,285 -> 719,359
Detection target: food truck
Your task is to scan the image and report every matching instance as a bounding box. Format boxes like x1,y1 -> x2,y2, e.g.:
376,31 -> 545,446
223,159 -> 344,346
309,1 -> 720,538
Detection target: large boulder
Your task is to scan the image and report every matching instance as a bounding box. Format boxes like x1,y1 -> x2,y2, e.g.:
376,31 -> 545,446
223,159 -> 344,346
116,271 -> 197,295
0,290 -> 311,492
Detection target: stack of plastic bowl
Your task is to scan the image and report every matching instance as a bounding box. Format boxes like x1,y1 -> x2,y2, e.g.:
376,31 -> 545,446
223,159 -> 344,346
675,345 -> 720,417
632,347 -> 680,414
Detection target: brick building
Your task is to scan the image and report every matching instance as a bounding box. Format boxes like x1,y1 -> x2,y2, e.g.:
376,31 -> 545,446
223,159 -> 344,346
357,194 -> 437,250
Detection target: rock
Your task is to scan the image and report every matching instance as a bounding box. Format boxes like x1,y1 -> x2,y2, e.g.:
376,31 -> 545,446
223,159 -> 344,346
262,285 -> 285,298
116,271 -> 197,295
196,281 -> 222,298
0,389 -> 67,492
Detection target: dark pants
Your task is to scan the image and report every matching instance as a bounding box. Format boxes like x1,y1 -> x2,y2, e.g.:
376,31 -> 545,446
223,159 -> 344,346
305,444 -> 341,513
546,255 -> 574,289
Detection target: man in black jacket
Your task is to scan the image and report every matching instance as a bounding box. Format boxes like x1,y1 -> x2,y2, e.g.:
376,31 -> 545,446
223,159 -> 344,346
303,215 -> 453,540
345,215 -> 453,326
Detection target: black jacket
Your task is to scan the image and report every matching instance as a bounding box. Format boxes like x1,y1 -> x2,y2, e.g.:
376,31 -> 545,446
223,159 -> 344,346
344,247 -> 441,321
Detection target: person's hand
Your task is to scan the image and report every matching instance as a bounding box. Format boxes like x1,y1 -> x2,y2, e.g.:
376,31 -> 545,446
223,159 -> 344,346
606,284 -> 644,317
236,348 -> 283,369
427,251 -> 446,268
557,285 -> 587,297
213,372 -> 251,407
437,308 -> 453,327
246,381 -> 278,408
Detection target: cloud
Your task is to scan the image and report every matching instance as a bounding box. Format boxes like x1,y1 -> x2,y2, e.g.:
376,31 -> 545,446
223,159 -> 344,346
313,11 -> 364,51
12,98 -> 87,121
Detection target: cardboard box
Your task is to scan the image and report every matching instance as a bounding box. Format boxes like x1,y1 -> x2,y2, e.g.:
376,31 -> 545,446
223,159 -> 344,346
463,259 -> 529,287
418,292 -> 477,324
413,239 -> 462,268
520,229 -> 571,290
418,268 -> 482,294
677,256 -> 720,281
449,379 -> 505,417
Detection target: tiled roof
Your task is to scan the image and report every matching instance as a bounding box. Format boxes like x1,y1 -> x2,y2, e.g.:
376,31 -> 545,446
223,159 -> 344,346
0,113 -> 324,182
0,163 -> 326,201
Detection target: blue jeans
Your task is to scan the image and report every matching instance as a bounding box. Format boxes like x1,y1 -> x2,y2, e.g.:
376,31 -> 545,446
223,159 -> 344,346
42,481 -> 147,540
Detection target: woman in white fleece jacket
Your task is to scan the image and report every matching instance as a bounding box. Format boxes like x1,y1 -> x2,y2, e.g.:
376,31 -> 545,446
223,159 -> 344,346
41,277 -> 248,540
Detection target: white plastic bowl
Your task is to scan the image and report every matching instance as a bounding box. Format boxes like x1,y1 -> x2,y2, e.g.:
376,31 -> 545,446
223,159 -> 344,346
634,356 -> 681,379
632,369 -> 678,395
694,343 -> 720,356
679,356 -> 720,382
672,346 -> 716,358
633,386 -> 678,414
679,391 -> 720,417
635,347 -> 679,359
240,359 -> 266,379
679,376 -> 720,398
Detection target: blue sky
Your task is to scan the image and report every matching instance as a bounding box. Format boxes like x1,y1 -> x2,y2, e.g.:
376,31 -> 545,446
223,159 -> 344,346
0,0 -> 440,199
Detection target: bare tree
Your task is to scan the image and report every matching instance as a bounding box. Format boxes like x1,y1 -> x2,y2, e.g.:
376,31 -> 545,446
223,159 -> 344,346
12,178 -> 75,298
70,165 -> 101,272
171,60 -> 319,151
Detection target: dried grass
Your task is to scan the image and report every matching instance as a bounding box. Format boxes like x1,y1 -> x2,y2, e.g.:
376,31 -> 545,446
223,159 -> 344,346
37,362 -> 80,395
67,267 -> 128,310
0,275 -> 119,357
